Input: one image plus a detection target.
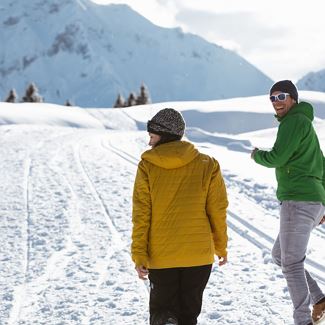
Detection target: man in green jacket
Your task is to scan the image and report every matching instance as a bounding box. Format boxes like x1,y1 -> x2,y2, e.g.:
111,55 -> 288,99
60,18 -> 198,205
251,80 -> 325,325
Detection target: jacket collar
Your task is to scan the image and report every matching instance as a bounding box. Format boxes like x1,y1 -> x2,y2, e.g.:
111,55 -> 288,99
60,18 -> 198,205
275,101 -> 314,122
141,141 -> 199,169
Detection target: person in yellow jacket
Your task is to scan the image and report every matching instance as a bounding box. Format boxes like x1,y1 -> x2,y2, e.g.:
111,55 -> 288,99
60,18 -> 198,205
131,108 -> 228,325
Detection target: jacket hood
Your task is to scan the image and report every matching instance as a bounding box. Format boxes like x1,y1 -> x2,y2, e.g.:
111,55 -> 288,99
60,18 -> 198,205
141,141 -> 199,169
276,101 -> 314,122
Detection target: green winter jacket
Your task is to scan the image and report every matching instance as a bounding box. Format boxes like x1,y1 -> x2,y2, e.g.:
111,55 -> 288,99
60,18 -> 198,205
254,101 -> 325,204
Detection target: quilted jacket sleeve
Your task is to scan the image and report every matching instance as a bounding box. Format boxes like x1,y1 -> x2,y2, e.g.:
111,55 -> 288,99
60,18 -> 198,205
206,159 -> 229,257
131,160 -> 151,268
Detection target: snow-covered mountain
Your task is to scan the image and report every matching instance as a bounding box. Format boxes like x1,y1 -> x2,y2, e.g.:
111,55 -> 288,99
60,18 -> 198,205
0,0 -> 273,107
297,69 -> 325,93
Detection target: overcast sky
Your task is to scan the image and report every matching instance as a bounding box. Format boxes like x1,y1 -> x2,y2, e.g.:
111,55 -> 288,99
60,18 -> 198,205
92,0 -> 325,82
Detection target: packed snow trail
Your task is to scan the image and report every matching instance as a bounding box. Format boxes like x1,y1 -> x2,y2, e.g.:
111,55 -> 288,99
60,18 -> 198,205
1,126 -> 324,324
1,126 -> 148,325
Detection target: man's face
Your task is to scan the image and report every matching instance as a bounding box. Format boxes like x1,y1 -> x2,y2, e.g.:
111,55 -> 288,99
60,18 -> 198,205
270,91 -> 296,117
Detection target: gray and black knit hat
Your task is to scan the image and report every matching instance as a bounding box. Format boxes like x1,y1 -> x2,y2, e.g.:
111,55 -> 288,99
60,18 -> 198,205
147,108 -> 185,137
270,80 -> 298,102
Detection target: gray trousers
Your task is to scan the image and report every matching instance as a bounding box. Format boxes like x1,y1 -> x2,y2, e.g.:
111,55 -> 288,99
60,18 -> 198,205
272,200 -> 325,325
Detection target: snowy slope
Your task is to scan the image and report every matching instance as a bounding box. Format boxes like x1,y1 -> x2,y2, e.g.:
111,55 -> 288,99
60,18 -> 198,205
297,68 -> 325,93
0,92 -> 324,325
0,0 -> 273,107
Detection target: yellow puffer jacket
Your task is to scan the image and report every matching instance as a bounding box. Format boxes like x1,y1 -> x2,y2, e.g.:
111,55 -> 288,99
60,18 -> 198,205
131,141 -> 228,269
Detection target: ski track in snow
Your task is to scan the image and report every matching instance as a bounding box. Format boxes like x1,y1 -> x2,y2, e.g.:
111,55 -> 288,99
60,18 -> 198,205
8,157 -> 32,325
0,126 -> 324,325
1,127 -> 148,325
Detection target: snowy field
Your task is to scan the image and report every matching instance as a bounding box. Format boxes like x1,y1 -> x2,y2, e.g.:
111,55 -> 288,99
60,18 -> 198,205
0,92 -> 324,325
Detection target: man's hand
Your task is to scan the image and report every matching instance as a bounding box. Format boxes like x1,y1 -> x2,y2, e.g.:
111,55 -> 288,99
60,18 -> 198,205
251,147 -> 259,159
218,256 -> 227,267
135,265 -> 149,280
319,216 -> 325,225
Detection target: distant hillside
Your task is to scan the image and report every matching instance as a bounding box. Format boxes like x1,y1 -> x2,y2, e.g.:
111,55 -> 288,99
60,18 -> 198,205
0,0 -> 273,107
297,69 -> 325,93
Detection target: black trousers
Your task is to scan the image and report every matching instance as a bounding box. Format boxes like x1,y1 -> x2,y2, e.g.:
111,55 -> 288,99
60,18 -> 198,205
148,264 -> 212,325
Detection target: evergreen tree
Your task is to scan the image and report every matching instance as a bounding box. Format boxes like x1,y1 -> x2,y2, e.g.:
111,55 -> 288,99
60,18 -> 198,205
113,93 -> 125,108
5,89 -> 17,103
136,83 -> 151,105
127,92 -> 137,107
22,83 -> 43,103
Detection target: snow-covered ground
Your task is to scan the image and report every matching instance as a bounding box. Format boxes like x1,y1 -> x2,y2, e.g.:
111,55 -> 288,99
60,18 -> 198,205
0,92 -> 324,325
